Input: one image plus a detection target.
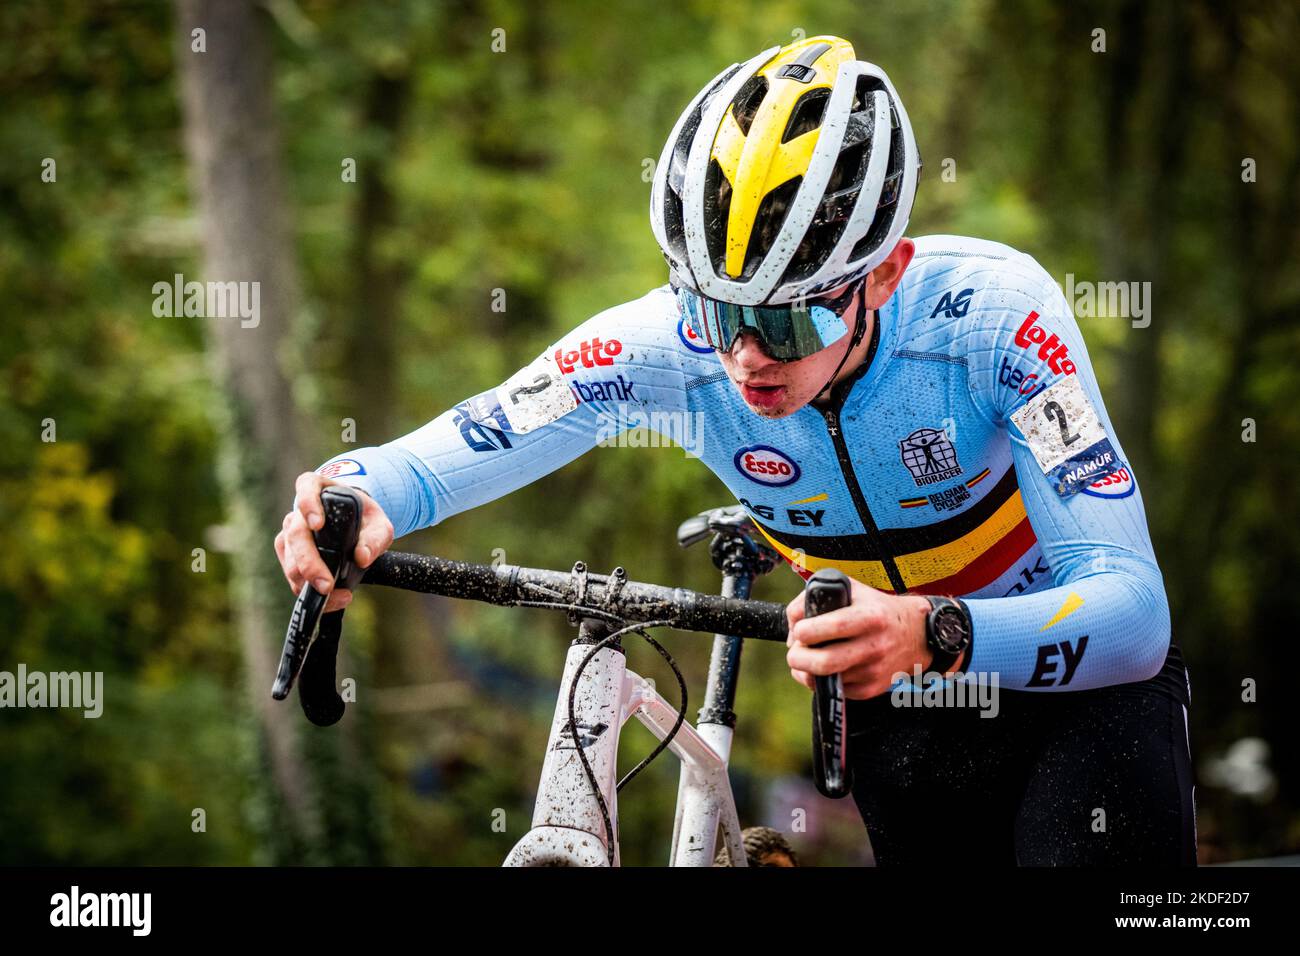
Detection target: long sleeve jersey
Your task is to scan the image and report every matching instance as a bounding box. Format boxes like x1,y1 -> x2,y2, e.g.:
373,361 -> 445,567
315,234 -> 1172,693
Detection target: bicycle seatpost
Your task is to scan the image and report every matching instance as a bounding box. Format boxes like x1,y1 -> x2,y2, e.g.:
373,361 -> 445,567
805,569 -> 853,799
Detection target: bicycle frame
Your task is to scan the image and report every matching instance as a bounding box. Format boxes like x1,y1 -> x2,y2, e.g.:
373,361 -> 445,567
504,507 -> 776,867
502,623 -> 747,867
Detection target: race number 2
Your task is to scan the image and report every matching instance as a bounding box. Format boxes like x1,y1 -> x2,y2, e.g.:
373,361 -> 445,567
1011,376 -> 1122,497
494,351 -> 579,434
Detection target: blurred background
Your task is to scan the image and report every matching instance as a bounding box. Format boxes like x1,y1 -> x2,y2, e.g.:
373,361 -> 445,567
1,0 -> 1297,866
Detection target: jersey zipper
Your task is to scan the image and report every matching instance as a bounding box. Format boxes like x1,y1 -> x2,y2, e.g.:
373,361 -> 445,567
820,406 -> 908,594
816,311 -> 908,594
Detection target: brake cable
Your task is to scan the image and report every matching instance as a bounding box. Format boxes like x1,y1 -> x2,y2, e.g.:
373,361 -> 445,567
514,600 -> 686,866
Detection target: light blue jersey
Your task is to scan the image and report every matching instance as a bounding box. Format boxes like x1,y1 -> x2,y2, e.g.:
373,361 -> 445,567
317,235 -> 1170,692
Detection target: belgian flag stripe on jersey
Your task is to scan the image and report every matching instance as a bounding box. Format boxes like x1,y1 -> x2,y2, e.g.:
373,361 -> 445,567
752,466 -> 1036,593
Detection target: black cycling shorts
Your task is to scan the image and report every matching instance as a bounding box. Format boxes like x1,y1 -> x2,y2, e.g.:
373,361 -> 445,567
844,643 -> 1197,866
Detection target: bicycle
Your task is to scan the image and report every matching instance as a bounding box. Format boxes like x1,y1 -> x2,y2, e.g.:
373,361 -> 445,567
271,487 -> 854,866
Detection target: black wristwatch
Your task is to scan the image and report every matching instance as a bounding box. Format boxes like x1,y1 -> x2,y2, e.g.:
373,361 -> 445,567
924,596 -> 972,675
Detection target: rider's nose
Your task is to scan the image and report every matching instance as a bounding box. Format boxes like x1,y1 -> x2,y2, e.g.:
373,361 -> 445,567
729,331 -> 776,370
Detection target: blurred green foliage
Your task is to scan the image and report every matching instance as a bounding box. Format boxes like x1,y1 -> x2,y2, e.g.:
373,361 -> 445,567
1,0 -> 1297,864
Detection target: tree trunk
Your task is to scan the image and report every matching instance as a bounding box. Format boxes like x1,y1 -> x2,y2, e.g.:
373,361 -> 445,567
344,66 -> 438,751
174,0 -> 319,858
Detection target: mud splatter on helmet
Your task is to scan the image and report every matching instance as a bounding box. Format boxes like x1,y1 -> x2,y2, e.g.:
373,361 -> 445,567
651,36 -> 921,306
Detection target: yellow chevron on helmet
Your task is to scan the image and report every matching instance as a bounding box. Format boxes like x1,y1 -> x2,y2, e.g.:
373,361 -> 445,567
711,37 -> 857,279
650,36 -> 921,306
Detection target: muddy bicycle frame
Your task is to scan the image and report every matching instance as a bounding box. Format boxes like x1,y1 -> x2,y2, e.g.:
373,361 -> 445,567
503,507 -> 783,866
504,611 -> 745,866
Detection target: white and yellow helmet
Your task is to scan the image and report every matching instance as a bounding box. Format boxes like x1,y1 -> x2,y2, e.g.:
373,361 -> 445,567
650,36 -> 921,306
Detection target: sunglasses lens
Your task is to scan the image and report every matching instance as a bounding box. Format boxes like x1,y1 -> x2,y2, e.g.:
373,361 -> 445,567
675,284 -> 857,361
808,302 -> 850,343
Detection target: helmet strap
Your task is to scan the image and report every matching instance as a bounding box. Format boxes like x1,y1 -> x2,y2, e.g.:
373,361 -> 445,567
812,293 -> 869,405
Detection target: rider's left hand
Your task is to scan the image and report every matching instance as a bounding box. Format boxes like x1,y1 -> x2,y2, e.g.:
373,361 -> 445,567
784,578 -> 957,700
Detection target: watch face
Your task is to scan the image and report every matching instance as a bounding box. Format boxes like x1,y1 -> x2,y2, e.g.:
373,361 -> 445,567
932,605 -> 969,654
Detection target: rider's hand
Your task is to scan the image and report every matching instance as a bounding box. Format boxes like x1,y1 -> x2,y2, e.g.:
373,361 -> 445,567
784,577 -> 941,700
274,471 -> 395,613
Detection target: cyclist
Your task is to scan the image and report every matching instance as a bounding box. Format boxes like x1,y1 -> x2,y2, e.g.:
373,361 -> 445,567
275,35 -> 1195,865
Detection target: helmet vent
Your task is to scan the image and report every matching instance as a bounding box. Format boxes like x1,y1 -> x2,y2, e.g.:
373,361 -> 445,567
729,76 -> 769,135
782,88 -> 830,143
736,177 -> 801,279
849,166 -> 904,263
777,63 -> 815,83
826,140 -> 868,196
663,186 -> 687,265
852,75 -> 886,111
703,159 -> 732,272
780,217 -> 845,286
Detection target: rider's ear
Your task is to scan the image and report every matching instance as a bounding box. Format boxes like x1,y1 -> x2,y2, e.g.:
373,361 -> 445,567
863,238 -> 915,310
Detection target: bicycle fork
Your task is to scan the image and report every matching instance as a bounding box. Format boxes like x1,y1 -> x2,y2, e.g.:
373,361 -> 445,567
669,565 -> 752,867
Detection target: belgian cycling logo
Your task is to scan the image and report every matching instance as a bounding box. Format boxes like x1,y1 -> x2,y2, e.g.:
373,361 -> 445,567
554,336 -> 622,373
1082,464 -> 1135,499
1014,311 -> 1077,375
914,482 -> 970,512
677,317 -> 714,354
734,445 -> 801,487
929,287 -> 974,319
316,458 -> 366,479
899,427 -> 962,486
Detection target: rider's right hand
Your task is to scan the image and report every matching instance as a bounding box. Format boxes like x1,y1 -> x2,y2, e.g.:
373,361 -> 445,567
274,471 -> 395,613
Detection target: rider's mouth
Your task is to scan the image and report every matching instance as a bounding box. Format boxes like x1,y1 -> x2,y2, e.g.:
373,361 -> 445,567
740,382 -> 787,409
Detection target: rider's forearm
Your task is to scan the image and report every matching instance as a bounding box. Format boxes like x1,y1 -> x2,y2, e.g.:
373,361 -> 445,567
963,554 -> 1171,691
312,289 -> 688,542
315,443 -> 440,539
314,387 -> 638,539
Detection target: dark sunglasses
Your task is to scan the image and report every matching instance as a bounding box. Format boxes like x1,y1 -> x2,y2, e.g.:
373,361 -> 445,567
674,282 -> 860,361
